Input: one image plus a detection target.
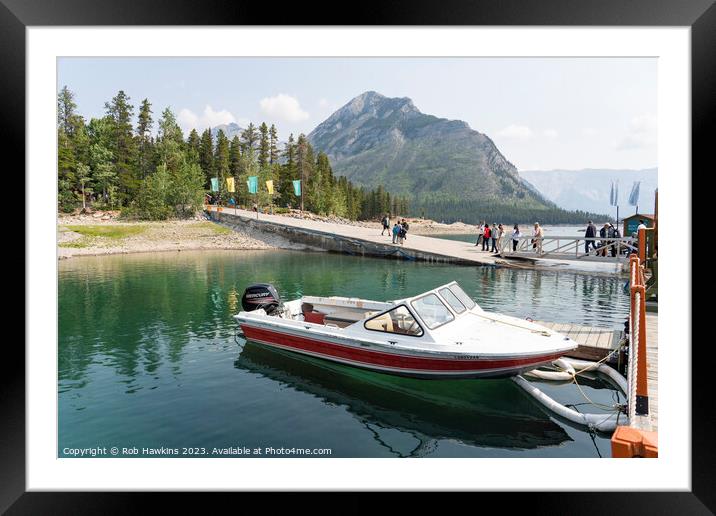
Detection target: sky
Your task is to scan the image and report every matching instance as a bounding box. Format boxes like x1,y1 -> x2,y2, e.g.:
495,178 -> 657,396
58,57 -> 657,171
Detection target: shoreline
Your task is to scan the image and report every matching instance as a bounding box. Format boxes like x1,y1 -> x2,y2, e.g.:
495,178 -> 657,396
56,210 -> 593,260
57,210 -> 479,259
57,215 -> 312,260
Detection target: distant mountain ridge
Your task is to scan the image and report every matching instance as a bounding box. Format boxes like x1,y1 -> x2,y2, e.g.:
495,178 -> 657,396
211,123 -> 243,141
307,91 -> 560,223
519,168 -> 658,216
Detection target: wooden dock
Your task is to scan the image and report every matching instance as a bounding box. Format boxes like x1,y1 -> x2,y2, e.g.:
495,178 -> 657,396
536,320 -> 623,362
540,313 -> 658,431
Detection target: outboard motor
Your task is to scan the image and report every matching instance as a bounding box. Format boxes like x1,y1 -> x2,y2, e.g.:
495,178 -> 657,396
241,283 -> 282,316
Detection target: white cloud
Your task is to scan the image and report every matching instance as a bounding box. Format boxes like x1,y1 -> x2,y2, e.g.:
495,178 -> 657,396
615,113 -> 657,150
177,105 -> 239,133
581,128 -> 598,136
542,129 -> 558,139
318,98 -> 329,108
497,124 -> 533,140
259,94 -> 309,123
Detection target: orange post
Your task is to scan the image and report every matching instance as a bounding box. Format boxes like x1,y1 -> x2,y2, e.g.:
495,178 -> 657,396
613,253 -> 656,457
638,227 -> 646,264
611,427 -> 658,458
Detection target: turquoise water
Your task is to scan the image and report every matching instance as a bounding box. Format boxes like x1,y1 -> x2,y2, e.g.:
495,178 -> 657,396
59,250 -> 628,458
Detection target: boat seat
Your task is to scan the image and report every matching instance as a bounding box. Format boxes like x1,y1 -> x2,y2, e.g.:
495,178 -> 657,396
302,303 -> 326,324
364,313 -> 394,332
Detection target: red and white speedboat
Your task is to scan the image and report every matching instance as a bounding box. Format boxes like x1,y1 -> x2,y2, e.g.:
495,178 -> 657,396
234,282 -> 577,379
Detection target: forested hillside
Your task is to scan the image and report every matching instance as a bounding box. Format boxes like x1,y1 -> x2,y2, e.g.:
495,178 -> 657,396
57,87 -> 409,221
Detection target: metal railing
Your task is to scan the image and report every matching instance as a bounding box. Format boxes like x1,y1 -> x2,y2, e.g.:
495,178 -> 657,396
499,235 -> 637,261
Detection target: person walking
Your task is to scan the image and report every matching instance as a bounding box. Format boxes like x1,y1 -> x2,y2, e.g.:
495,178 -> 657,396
584,220 -> 597,255
475,222 -> 485,247
607,223 -> 617,257
482,223 -> 491,251
397,222 -> 406,245
401,219 -> 409,241
391,222 -> 400,244
381,214 -> 390,236
490,223 -> 499,253
496,223 -> 505,252
532,222 -> 544,255
511,224 -> 521,252
598,223 -> 609,256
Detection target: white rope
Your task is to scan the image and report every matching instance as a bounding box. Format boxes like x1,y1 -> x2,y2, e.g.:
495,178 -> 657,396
628,290 -> 641,423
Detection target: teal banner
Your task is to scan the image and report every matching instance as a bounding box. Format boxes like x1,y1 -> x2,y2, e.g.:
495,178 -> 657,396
210,177 -> 219,192
292,180 -> 301,196
247,176 -> 258,194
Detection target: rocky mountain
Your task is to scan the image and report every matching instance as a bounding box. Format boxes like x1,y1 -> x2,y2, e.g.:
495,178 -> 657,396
307,91 -> 559,221
211,123 -> 243,141
519,168 -> 658,216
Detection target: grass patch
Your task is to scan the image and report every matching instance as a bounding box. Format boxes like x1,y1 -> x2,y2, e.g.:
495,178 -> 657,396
64,225 -> 147,239
191,222 -> 233,235
59,239 -> 91,248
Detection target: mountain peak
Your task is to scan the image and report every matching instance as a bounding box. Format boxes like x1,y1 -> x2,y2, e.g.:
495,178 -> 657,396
307,90 -> 555,221
337,91 -> 420,118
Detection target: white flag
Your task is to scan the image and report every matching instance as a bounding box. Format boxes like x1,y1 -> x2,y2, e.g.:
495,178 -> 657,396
628,181 -> 641,206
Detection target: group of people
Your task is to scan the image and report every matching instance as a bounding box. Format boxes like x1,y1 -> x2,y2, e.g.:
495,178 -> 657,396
584,220 -> 623,257
474,222 -> 506,253
381,215 -> 410,245
475,222 -> 544,254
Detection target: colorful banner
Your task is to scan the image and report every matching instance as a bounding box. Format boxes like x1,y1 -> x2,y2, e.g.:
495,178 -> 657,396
210,177 -> 219,192
226,177 -> 235,193
292,180 -> 301,196
247,176 -> 258,194
266,180 -> 274,195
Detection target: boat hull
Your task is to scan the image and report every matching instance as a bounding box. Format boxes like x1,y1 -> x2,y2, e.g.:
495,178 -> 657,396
239,324 -> 567,379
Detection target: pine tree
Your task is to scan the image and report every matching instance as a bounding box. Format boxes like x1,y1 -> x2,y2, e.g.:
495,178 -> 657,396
199,128 -> 214,187
186,129 -> 201,164
278,134 -> 296,208
156,107 -> 184,172
229,136 -> 242,177
214,129 -> 230,202
135,99 -> 153,180
241,123 -> 258,155
295,134 -> 313,213
269,124 -> 279,165
104,90 -> 137,204
57,86 -> 88,211
258,122 -> 269,168
57,85 -> 78,135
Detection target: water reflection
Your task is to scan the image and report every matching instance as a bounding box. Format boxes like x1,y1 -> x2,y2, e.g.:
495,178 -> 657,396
234,342 -> 572,454
59,251 -> 627,457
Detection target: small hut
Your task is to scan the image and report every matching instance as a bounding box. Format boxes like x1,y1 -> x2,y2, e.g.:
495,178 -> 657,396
623,213 -> 655,237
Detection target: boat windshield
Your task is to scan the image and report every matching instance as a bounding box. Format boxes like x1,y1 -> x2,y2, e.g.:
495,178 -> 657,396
411,293 -> 454,329
448,284 -> 476,310
438,287 -> 466,314
364,305 -> 424,337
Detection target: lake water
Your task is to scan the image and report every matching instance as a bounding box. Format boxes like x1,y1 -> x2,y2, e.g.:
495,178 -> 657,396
59,250 -> 629,458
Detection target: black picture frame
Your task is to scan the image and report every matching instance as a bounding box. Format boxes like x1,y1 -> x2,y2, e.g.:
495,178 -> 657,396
4,0 -> 710,512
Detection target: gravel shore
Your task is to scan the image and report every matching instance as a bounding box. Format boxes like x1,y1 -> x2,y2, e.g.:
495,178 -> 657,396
57,212 -> 308,259
57,210 -> 477,259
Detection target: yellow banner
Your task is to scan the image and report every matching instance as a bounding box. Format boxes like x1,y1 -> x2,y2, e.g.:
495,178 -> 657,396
266,180 -> 274,195
226,177 -> 235,192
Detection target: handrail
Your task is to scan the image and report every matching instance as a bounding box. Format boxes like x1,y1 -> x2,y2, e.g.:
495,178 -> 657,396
499,234 -> 636,261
